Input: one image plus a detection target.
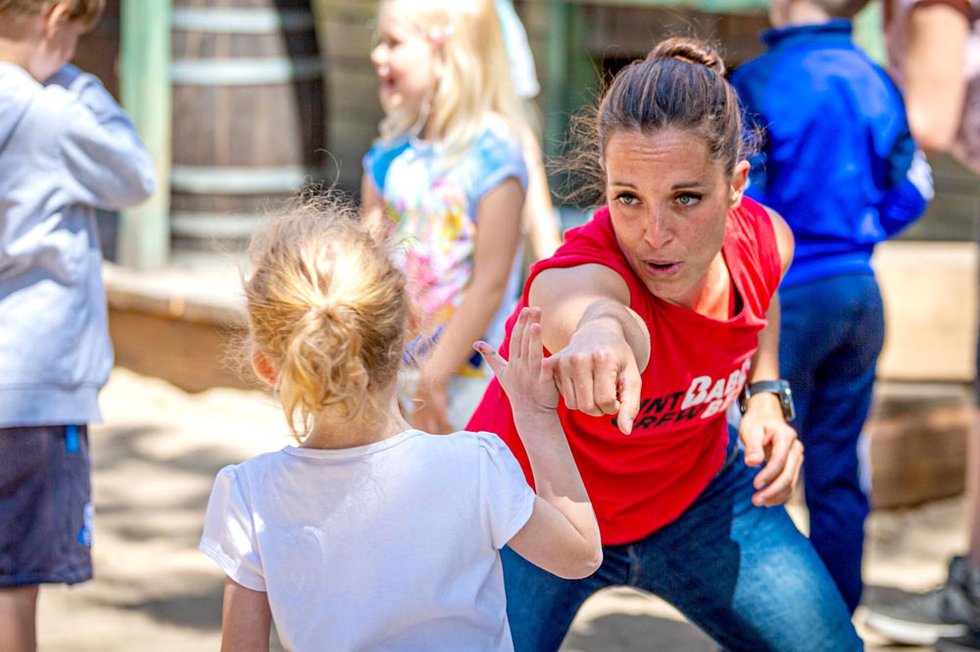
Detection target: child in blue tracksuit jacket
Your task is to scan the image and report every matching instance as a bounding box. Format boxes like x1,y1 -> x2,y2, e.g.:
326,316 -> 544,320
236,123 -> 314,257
731,0 -> 933,614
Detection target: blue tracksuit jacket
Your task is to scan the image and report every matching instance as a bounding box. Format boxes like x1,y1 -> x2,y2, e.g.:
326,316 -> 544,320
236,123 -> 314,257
730,20 -> 932,288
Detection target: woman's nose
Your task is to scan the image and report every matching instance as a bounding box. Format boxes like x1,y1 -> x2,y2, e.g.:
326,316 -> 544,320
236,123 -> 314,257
643,213 -> 672,248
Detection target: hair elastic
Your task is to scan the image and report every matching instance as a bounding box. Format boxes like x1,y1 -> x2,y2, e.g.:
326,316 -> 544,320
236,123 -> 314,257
428,24 -> 454,47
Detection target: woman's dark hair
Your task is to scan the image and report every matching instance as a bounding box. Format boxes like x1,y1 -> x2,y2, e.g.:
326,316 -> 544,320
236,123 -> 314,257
559,37 -> 750,206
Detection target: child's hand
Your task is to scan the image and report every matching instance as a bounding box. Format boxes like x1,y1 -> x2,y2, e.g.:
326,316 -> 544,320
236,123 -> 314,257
475,307 -> 559,415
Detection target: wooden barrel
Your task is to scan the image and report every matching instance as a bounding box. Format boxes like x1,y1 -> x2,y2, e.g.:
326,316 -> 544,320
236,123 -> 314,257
170,0 -> 327,262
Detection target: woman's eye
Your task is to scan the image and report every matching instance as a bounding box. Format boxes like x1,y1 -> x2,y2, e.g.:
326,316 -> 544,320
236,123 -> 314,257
676,193 -> 702,207
616,193 -> 639,206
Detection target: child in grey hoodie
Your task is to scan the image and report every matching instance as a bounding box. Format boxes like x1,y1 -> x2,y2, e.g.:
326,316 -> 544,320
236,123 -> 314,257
0,1 -> 155,649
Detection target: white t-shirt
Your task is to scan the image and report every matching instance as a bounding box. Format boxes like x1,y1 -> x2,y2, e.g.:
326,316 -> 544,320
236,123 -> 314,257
200,429 -> 536,652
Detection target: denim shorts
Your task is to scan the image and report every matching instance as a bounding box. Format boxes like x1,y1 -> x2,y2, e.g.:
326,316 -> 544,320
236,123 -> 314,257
0,425 -> 93,587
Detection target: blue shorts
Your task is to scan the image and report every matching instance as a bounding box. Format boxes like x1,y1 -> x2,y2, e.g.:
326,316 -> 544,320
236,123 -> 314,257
0,425 -> 93,587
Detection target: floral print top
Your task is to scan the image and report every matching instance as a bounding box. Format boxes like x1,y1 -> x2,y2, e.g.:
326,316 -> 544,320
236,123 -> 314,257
363,120 -> 528,376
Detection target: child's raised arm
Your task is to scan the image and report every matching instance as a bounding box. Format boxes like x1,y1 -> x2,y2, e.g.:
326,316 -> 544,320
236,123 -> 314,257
475,307 -> 602,579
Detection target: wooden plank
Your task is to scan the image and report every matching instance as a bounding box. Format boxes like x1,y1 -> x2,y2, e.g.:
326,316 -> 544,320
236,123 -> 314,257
875,241 -> 978,382
109,309 -> 250,392
869,385 -> 972,508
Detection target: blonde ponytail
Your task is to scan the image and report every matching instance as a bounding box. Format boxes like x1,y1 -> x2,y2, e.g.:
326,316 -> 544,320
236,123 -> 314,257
244,196 -> 409,441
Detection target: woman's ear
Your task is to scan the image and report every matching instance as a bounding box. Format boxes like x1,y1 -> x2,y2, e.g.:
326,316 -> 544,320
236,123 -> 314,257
729,160 -> 751,208
251,349 -> 278,386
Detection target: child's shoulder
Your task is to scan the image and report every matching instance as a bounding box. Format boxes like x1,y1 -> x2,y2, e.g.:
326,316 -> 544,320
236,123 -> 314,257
412,429 -> 516,463
0,64 -> 79,111
473,115 -> 523,154
0,64 -> 87,143
213,447 -> 293,483
454,429 -> 522,466
465,116 -> 528,189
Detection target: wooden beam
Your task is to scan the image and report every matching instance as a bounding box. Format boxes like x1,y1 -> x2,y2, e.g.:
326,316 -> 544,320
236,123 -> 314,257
118,0 -> 172,268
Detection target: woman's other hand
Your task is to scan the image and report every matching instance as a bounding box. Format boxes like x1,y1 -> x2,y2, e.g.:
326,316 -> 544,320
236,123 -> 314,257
738,393 -> 804,507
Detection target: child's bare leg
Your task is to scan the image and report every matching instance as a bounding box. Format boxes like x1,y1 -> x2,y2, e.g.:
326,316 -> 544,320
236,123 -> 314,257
0,585 -> 39,652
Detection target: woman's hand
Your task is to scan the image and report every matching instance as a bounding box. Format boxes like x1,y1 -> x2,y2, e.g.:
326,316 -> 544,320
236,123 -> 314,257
475,306 -> 559,417
411,376 -> 453,434
738,393 -> 804,507
548,313 -> 643,435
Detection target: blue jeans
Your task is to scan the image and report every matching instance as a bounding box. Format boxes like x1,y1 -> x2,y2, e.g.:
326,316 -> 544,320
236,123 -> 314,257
502,432 -> 860,652
780,272 -> 884,613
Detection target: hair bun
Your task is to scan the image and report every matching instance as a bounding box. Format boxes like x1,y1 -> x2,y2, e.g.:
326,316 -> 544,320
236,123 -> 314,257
647,37 -> 726,76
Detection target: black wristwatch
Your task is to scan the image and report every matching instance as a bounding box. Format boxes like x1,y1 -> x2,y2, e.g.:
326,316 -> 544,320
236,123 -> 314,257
739,380 -> 796,421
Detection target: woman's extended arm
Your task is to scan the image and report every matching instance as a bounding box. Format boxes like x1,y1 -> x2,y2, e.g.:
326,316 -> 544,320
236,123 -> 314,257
412,177 -> 525,432
527,263 -> 650,434
220,577 -> 272,652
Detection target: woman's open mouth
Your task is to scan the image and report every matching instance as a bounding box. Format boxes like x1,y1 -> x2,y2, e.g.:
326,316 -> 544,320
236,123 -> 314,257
644,260 -> 681,276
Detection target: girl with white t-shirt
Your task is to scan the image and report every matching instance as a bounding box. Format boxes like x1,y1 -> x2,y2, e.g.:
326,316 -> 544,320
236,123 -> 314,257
199,199 -> 600,652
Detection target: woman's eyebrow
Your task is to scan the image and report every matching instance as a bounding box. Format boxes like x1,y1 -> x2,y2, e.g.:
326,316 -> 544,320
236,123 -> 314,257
670,180 -> 706,190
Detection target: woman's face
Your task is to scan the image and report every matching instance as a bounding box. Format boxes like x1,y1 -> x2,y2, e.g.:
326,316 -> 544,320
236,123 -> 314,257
370,1 -> 442,118
604,128 -> 749,309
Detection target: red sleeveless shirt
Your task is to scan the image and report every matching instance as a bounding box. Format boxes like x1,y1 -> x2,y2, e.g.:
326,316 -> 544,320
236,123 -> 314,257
467,197 -> 782,544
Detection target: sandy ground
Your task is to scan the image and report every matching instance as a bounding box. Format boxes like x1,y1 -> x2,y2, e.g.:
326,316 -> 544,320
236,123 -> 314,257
34,368 -> 968,651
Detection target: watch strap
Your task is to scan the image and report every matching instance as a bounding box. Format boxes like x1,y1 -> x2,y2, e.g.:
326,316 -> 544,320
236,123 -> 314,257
741,379 -> 796,421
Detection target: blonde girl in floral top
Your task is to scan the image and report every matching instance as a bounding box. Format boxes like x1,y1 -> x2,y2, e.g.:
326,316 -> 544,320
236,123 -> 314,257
362,0 -> 529,432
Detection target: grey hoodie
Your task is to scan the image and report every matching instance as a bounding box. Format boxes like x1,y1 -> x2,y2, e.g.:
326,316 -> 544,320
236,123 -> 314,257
0,62 -> 155,427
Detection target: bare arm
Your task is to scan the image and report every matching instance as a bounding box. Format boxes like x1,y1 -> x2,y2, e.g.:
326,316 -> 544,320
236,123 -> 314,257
476,308 -> 602,579
903,2 -> 970,153
739,207 -> 804,507
220,577 -> 272,652
412,177 -> 525,432
528,264 -> 650,434
746,207 -> 794,393
360,172 -> 389,240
